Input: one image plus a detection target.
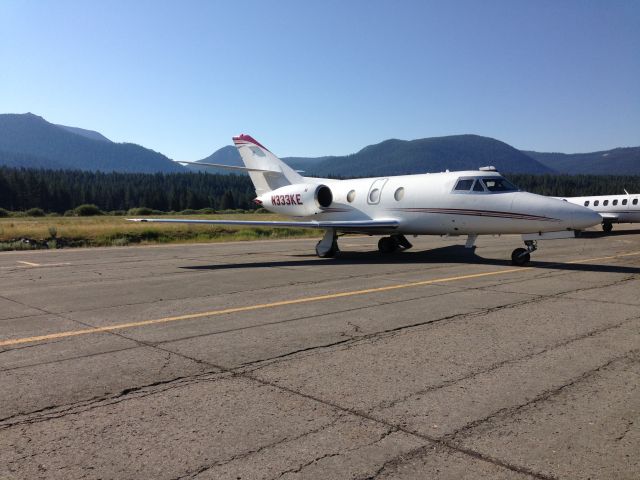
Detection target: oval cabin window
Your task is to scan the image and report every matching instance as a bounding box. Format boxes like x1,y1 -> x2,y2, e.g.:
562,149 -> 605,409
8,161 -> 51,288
347,190 -> 356,203
369,188 -> 380,203
394,187 -> 405,201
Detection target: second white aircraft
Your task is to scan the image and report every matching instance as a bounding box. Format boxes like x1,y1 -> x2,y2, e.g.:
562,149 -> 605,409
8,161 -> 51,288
130,135 -> 601,265
558,192 -> 640,233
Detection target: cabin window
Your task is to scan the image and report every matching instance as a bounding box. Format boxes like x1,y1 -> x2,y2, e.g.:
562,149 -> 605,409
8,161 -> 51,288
594,200 -> 599,206
613,199 -> 618,206
454,179 -> 474,191
634,199 -> 639,205
394,187 -> 405,201
603,200 -> 609,206
584,201 -> 590,207
369,188 -> 380,203
347,190 -> 356,203
472,180 -> 485,192
622,199 -> 628,205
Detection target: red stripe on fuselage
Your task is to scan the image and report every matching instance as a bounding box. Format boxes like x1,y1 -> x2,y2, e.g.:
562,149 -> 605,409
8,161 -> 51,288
388,207 -> 560,222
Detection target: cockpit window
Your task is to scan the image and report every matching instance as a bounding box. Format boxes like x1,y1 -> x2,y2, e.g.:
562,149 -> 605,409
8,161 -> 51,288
472,180 -> 485,192
481,177 -> 518,192
454,179 -> 474,191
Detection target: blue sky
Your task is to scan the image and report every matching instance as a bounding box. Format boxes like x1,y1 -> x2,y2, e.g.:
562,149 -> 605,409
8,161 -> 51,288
1,0 -> 638,159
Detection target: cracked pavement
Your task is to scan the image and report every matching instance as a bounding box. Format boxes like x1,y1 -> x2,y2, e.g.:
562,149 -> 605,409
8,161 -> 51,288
1,229 -> 639,479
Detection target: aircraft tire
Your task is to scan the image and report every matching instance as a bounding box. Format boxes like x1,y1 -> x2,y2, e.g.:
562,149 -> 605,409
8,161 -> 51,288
378,236 -> 399,254
602,222 -> 613,233
511,248 -> 530,266
316,242 -> 339,258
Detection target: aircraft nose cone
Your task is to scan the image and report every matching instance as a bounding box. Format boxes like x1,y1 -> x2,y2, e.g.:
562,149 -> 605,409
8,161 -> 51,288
571,207 -> 602,230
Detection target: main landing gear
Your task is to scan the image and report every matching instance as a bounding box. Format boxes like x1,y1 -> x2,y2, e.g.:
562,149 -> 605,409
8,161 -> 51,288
378,235 -> 413,254
315,230 -> 414,258
602,222 -> 613,233
315,228 -> 340,257
511,240 -> 537,266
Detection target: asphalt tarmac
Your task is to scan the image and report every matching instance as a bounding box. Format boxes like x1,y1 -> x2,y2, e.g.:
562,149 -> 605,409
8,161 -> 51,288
1,227 -> 639,479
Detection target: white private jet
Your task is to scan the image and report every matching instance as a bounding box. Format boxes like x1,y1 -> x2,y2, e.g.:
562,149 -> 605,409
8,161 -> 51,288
129,134 -> 601,265
558,191 -> 640,232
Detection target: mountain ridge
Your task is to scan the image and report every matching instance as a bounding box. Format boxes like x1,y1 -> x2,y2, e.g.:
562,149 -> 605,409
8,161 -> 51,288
1,113 -> 639,176
524,148 -> 640,175
0,113 -> 183,173
55,124 -> 112,142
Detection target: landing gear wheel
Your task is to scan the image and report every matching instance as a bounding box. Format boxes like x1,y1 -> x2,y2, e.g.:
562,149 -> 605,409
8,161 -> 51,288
315,241 -> 339,258
511,248 -> 530,266
378,236 -> 399,254
602,222 -> 613,233
315,228 -> 339,258
394,234 -> 413,250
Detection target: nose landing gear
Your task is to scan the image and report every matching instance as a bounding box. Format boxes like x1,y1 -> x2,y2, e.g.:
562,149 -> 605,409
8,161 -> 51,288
511,240 -> 537,266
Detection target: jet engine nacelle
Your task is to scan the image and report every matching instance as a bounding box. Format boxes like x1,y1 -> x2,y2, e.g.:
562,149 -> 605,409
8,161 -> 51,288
256,183 -> 333,216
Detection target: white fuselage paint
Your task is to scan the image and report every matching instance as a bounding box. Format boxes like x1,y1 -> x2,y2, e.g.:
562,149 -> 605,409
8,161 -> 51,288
259,171 -> 601,235
559,193 -> 640,224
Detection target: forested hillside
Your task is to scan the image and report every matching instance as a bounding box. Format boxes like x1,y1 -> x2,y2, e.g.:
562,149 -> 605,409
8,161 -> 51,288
1,167 -> 639,214
525,148 -> 640,175
0,168 -> 256,213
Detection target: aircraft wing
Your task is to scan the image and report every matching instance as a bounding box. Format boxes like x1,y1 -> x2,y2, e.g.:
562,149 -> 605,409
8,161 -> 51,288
127,218 -> 399,230
600,213 -> 619,220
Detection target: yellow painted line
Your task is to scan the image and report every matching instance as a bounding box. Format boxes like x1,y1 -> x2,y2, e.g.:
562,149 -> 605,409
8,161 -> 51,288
11,261 -> 71,269
567,250 -> 640,264
1,250 -> 639,348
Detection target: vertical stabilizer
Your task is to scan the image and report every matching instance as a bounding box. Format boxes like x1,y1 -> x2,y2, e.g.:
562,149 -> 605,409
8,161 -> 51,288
233,134 -> 303,195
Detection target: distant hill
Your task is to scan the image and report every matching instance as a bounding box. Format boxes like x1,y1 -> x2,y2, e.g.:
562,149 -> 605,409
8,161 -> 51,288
193,135 -> 552,177
282,155 -> 334,173
0,150 -> 69,170
305,135 -> 552,177
2,112 -> 638,176
56,124 -> 112,142
187,146 -> 330,174
197,137 -> 640,177
0,113 -> 184,173
524,148 -> 640,175
185,146 -> 245,174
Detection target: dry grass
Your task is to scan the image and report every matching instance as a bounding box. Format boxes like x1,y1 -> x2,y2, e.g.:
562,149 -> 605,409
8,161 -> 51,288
0,214 -> 321,250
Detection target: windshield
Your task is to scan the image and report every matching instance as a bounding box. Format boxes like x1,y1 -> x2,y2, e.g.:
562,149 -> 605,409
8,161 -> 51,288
453,176 -> 519,193
481,177 -> 518,192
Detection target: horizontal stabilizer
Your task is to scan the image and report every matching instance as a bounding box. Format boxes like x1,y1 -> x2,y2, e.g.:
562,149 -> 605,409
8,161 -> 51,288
127,218 -> 399,230
177,160 -> 279,173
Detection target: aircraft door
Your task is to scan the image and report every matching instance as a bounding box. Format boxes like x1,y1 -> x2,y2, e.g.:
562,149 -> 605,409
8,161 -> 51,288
367,178 -> 388,205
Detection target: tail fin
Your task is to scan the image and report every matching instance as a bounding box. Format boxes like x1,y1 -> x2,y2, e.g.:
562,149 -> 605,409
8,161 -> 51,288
233,134 -> 303,195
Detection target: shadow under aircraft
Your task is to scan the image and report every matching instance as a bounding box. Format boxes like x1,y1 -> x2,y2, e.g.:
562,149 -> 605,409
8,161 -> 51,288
182,244 -> 640,275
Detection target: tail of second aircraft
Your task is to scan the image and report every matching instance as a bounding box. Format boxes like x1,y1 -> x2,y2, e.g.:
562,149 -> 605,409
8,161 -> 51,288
232,134 -> 304,195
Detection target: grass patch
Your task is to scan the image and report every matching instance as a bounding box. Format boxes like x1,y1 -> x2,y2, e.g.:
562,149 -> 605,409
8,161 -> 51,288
0,214 -> 321,251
